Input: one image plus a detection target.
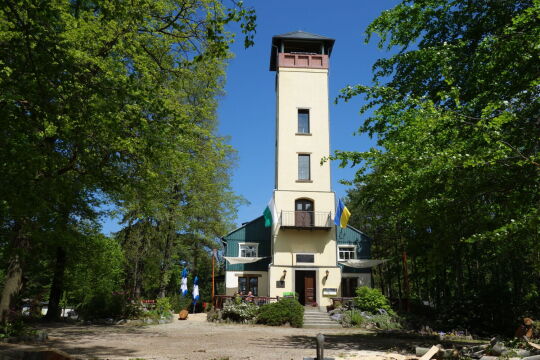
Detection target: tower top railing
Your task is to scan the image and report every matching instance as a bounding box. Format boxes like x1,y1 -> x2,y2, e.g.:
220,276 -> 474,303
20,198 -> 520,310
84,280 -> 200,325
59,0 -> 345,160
277,53 -> 329,70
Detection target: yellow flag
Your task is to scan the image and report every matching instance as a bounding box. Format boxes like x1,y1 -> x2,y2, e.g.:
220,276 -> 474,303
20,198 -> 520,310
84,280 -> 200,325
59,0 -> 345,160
340,205 -> 351,228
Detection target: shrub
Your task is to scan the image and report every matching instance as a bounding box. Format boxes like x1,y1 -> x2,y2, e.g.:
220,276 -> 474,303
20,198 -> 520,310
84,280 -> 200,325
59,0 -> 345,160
368,313 -> 402,330
169,295 -> 192,312
257,298 -> 304,328
123,300 -> 144,319
349,310 -> 365,326
155,297 -> 171,316
354,287 -> 394,315
340,310 -> 365,327
0,318 -> 35,339
222,302 -> 259,322
77,291 -> 124,319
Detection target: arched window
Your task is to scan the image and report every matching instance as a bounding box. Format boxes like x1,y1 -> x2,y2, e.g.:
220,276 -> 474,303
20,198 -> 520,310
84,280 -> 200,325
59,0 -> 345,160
295,199 -> 314,227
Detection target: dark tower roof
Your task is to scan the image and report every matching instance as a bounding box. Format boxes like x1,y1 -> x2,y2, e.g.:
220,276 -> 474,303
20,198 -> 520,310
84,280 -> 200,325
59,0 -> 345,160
270,31 -> 335,71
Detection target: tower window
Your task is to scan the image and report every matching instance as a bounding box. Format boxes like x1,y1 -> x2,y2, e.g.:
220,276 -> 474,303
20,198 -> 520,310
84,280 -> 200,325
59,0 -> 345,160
298,109 -> 310,134
298,154 -> 310,180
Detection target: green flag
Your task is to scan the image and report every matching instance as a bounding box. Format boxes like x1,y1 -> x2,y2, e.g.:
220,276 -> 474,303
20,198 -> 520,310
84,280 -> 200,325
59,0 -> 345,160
263,197 -> 276,227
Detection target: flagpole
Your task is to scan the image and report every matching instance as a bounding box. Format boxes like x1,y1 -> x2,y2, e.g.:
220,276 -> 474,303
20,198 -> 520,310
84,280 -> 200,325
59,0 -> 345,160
212,248 -> 216,302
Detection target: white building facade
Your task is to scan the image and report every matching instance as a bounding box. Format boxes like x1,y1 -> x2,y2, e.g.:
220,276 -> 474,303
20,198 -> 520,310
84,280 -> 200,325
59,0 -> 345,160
223,31 -> 373,310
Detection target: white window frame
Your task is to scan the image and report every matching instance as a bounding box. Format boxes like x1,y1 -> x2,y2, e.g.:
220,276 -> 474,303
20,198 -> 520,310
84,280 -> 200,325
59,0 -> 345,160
297,108 -> 310,134
239,243 -> 258,258
338,245 -> 356,261
298,154 -> 311,180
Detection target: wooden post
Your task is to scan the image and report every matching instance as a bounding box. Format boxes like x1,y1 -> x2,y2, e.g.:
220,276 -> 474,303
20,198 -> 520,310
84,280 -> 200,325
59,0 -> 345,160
212,248 -> 216,300
316,333 -> 324,360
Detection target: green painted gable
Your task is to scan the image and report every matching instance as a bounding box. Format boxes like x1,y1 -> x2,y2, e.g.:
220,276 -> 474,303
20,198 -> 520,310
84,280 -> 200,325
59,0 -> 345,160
337,225 -> 372,274
222,216 -> 271,272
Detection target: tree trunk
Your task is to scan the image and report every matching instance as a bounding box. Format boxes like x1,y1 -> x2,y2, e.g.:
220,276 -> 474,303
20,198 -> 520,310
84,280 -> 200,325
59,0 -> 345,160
157,225 -> 174,298
0,228 -> 30,323
45,246 -> 67,320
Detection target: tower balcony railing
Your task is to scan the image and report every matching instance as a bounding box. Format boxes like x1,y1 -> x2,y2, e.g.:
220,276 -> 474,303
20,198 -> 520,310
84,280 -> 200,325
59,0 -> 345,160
278,52 -> 329,69
279,211 -> 332,230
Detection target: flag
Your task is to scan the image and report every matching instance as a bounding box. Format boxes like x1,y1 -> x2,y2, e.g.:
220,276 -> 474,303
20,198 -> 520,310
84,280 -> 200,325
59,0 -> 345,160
334,199 -> 351,228
180,268 -> 188,296
263,197 -> 277,228
192,275 -> 199,304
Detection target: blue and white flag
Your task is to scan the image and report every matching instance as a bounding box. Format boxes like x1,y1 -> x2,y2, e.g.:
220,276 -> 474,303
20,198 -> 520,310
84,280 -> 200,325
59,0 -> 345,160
192,276 -> 199,303
180,268 -> 188,296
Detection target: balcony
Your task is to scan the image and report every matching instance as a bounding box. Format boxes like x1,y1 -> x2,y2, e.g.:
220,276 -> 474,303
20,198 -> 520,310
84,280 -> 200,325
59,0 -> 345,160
279,211 -> 332,230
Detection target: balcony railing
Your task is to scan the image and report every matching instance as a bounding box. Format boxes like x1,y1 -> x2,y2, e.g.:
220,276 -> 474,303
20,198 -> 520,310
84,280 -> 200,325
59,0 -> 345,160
278,53 -> 329,69
279,211 -> 332,230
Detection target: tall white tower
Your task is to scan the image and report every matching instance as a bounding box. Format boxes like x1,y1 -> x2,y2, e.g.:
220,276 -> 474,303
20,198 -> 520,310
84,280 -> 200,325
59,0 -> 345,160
268,31 -> 340,308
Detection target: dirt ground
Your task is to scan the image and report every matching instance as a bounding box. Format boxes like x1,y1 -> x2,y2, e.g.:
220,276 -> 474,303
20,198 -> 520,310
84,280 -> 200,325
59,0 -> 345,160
0,314 -> 435,360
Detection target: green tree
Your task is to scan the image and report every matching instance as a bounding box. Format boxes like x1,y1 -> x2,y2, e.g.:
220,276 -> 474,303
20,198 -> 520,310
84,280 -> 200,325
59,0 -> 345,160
0,0 -> 255,322
333,0 -> 539,333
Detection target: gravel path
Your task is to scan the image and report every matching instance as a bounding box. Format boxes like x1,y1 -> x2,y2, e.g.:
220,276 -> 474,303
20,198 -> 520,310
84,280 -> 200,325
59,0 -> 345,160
4,315 -> 420,360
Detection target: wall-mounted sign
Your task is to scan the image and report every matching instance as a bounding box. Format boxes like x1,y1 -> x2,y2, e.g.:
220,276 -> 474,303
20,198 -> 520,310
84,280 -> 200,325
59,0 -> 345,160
322,288 -> 337,296
296,254 -> 314,263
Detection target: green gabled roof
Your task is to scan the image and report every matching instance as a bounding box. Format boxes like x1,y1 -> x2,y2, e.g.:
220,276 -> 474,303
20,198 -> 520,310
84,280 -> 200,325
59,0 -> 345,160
221,215 -> 265,244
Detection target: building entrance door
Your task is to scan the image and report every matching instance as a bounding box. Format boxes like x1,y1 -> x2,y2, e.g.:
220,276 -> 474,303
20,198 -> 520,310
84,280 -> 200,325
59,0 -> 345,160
295,270 -> 316,305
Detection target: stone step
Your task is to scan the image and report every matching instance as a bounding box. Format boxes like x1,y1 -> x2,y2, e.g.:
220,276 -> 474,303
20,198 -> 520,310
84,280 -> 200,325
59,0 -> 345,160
303,319 -> 337,323
304,316 -> 333,320
302,309 -> 341,328
303,323 -> 342,329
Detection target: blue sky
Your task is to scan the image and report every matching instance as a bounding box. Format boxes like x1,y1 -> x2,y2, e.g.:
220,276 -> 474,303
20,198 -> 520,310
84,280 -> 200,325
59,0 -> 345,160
101,0 -> 400,234
218,0 -> 400,227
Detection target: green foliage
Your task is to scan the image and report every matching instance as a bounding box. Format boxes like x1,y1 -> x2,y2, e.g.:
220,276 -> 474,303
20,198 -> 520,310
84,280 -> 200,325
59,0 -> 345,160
369,313 -> 402,330
0,318 -> 35,339
234,294 -> 242,305
354,287 -> 394,315
0,0 -> 256,320
341,309 -> 401,330
169,295 -> 192,312
333,0 -> 540,334
77,292 -> 124,320
155,297 -> 172,316
257,298 -> 304,328
349,310 -> 365,327
123,301 -> 145,320
221,301 -> 259,323
65,233 -> 125,318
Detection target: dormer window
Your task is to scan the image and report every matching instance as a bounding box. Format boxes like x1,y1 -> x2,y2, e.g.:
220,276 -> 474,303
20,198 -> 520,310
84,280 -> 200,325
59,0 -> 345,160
338,245 -> 356,261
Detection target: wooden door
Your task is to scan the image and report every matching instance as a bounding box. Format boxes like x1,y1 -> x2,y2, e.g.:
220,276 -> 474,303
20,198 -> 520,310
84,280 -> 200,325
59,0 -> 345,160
295,270 -> 316,306
304,272 -> 315,304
